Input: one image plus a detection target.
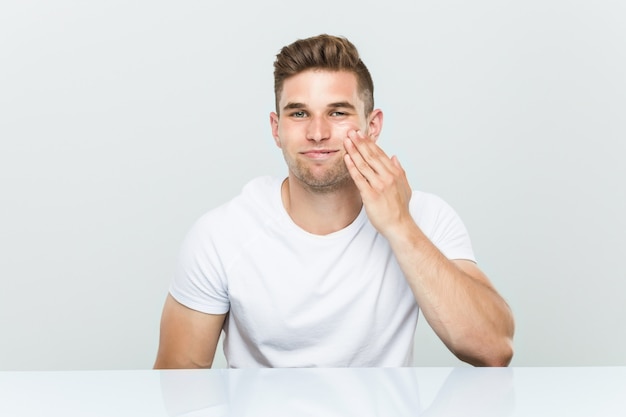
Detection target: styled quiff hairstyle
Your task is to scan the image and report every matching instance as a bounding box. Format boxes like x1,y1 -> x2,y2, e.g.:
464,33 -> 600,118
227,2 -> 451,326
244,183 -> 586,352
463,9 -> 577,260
273,34 -> 374,115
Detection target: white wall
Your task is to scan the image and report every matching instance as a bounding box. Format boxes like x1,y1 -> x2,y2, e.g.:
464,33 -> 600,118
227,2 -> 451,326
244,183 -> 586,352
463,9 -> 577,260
1,0 -> 624,370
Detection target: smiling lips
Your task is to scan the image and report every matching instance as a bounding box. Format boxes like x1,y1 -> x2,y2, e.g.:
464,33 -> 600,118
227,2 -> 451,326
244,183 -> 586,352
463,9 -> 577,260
301,149 -> 340,160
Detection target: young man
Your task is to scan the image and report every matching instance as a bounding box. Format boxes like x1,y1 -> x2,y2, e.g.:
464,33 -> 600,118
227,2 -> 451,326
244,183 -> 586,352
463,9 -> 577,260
154,34 -> 514,368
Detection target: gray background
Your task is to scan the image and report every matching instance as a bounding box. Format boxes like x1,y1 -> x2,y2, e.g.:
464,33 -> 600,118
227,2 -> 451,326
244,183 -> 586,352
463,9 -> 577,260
1,0 -> 624,370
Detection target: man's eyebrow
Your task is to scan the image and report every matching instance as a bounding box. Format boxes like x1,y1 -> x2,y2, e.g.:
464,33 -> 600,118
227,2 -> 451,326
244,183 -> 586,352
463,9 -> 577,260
282,102 -> 306,111
281,101 -> 357,113
327,102 -> 356,110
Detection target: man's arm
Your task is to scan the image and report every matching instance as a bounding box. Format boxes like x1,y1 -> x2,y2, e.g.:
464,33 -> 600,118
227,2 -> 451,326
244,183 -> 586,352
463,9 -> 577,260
344,130 -> 514,366
384,223 -> 514,366
154,294 -> 226,369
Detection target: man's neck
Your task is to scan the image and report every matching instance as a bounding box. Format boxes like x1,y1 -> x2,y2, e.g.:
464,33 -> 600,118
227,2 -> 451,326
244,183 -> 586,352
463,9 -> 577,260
281,177 -> 363,235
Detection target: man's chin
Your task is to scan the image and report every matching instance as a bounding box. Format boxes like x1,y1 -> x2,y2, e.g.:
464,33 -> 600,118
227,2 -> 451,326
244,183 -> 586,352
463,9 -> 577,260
300,174 -> 353,194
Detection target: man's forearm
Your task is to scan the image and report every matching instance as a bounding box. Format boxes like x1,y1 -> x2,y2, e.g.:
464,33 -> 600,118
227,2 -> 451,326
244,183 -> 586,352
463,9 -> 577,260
387,221 -> 514,366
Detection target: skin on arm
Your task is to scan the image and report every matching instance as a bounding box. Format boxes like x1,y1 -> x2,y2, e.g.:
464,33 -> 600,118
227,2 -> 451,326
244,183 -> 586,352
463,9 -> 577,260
153,294 -> 226,369
387,223 -> 515,366
344,128 -> 514,366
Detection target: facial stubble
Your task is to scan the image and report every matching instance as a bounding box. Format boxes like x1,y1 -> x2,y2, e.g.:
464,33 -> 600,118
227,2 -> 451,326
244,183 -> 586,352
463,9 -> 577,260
283,149 -> 354,194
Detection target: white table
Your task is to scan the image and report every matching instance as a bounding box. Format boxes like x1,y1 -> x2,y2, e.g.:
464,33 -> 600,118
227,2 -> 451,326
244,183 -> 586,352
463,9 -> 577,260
1,367 -> 625,416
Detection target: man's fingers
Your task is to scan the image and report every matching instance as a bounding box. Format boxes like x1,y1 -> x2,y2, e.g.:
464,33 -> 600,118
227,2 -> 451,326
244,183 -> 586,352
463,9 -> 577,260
344,137 -> 376,179
344,152 -> 371,192
345,130 -> 394,176
345,130 -> 405,194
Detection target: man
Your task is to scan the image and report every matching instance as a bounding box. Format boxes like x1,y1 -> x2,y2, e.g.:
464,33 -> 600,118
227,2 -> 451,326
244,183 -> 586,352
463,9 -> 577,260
154,34 -> 514,368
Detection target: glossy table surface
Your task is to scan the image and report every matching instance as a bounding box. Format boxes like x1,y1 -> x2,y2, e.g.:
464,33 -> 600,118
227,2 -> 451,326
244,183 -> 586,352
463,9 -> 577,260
1,367 -> 625,416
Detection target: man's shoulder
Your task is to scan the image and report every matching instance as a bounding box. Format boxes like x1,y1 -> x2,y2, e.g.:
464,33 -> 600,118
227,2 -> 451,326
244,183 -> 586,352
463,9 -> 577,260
410,189 -> 475,261
239,175 -> 282,200
193,176 -> 282,232
410,189 -> 465,231
410,189 -> 452,213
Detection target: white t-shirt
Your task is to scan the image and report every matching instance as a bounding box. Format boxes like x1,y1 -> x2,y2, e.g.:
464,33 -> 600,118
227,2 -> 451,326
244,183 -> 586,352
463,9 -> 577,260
170,176 -> 475,368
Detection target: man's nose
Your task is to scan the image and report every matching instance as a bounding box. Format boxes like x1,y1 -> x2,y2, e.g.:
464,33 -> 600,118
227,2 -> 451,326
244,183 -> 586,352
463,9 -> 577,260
305,116 -> 330,142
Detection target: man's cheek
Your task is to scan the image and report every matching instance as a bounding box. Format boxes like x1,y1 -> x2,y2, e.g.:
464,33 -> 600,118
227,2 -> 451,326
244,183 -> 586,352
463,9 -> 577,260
334,121 -> 361,139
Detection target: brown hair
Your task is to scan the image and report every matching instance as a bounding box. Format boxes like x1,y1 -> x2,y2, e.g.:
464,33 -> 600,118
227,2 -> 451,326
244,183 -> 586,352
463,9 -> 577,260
273,34 -> 374,115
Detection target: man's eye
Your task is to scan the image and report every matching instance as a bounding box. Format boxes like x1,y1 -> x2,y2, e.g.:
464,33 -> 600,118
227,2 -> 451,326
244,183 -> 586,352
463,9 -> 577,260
330,111 -> 346,117
292,111 -> 306,118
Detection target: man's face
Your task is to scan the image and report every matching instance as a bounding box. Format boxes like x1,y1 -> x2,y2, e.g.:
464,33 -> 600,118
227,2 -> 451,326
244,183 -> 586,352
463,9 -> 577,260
270,69 -> 380,193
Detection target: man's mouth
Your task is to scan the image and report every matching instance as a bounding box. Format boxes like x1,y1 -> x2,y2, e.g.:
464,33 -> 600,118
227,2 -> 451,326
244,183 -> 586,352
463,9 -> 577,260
301,150 -> 339,159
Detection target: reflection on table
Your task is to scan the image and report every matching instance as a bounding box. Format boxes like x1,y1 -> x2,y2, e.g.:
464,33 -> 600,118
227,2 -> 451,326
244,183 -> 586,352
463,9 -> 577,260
1,367 -> 625,416
160,367 -> 515,416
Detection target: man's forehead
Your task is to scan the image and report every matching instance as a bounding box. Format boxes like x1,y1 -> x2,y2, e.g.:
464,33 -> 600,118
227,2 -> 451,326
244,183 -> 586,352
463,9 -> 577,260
278,70 -> 361,107
281,69 -> 358,88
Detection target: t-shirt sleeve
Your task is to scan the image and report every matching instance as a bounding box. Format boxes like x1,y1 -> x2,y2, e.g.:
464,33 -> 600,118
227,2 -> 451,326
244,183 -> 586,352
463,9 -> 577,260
411,192 -> 476,263
168,214 -> 230,315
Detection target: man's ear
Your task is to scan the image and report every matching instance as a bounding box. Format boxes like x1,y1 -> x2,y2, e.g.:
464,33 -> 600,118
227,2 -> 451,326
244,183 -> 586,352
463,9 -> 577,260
270,112 -> 282,148
367,109 -> 384,141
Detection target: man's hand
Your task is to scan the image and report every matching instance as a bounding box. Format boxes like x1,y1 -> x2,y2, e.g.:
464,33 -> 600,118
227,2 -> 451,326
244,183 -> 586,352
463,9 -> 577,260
345,130 -> 514,367
344,129 -> 413,238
